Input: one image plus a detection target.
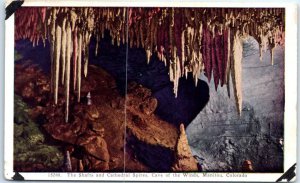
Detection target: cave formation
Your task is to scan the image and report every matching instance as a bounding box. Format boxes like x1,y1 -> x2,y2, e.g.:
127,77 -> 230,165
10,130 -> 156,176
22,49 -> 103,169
15,7 -> 285,123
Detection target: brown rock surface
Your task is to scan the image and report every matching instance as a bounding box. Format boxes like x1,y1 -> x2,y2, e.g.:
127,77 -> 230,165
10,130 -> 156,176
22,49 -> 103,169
126,82 -> 178,149
14,62 -> 148,171
125,82 -> 179,171
77,130 -> 110,171
14,61 -> 196,172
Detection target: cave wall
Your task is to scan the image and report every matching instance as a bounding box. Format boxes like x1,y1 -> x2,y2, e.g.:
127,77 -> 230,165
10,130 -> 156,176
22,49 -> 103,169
186,37 -> 284,172
16,34 -> 284,172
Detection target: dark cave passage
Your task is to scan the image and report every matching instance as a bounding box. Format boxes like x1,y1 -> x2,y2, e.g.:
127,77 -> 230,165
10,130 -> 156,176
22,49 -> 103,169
89,32 -> 210,127
15,31 -> 210,127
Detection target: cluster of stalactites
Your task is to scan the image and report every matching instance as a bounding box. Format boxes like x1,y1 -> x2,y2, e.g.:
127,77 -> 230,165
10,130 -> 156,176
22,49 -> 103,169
15,8 -> 285,119
15,8 -> 47,46
127,8 -> 285,115
15,7 -> 127,122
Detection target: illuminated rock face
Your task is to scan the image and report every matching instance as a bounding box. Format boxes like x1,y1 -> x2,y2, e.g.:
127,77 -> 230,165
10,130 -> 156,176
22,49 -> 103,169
186,38 -> 284,172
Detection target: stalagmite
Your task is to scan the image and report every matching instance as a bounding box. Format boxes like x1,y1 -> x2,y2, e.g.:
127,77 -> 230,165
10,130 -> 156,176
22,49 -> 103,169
271,47 -> 275,65
64,150 -> 72,172
171,124 -> 199,171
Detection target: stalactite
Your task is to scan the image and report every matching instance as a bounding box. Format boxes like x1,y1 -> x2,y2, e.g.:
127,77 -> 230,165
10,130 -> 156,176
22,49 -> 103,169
61,18 -> 67,85
54,24 -> 62,105
15,7 -> 285,119
225,27 -> 232,98
216,29 -> 224,88
77,32 -> 82,102
222,28 -> 228,87
95,34 -> 99,56
212,27 -> 219,91
83,31 -> 91,78
73,27 -> 78,91
203,26 -> 212,82
65,22 -> 72,123
231,31 -> 243,115
49,8 -> 57,95
70,9 -> 77,31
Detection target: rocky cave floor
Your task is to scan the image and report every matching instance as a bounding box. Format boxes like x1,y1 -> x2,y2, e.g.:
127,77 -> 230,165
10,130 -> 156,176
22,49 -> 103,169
14,60 -> 198,172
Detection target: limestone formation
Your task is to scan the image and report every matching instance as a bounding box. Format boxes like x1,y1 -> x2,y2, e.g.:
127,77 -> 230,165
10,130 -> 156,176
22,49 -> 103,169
172,124 -> 198,171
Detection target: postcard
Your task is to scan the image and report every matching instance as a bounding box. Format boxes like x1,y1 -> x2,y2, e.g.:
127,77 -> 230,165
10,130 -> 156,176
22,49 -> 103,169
4,0 -> 297,181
